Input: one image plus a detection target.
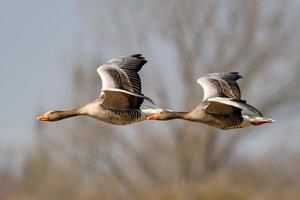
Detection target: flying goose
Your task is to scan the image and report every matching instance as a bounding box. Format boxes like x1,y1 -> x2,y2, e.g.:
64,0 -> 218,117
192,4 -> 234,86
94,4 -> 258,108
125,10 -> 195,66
37,54 -> 159,125
147,72 -> 274,130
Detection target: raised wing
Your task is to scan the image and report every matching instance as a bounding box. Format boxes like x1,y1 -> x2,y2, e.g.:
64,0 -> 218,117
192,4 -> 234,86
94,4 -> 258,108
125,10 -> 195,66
105,54 -> 147,94
97,54 -> 154,109
97,65 -> 131,91
197,72 -> 243,101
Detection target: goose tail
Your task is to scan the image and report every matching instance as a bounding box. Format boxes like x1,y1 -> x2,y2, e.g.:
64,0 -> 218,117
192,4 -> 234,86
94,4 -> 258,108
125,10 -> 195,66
249,117 -> 275,126
243,116 -> 275,127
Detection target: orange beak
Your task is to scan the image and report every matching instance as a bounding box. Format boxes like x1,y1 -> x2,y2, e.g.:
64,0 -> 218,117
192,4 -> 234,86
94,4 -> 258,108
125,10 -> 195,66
36,113 -> 49,121
147,114 -> 158,120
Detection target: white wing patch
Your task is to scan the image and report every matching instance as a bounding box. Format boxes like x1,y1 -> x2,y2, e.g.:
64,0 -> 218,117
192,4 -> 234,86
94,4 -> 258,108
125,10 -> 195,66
197,77 -> 220,101
97,65 -> 121,90
207,97 -> 239,107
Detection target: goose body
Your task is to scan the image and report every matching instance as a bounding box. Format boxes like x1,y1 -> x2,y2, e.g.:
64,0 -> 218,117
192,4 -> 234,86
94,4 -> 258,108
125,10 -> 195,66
147,72 -> 274,130
79,101 -> 159,125
37,54 -> 158,125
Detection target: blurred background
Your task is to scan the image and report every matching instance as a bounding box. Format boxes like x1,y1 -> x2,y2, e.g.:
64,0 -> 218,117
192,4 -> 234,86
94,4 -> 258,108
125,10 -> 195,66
1,0 -> 300,199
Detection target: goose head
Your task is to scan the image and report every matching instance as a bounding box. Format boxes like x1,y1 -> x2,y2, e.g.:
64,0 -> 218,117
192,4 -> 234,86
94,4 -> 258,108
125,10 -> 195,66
36,110 -> 65,122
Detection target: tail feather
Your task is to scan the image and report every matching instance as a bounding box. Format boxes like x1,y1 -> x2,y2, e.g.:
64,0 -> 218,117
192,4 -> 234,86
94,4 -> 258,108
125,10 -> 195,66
249,117 -> 275,126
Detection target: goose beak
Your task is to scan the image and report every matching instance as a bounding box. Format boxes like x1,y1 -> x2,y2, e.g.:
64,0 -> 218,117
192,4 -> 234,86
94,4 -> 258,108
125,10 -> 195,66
147,114 -> 158,120
36,113 -> 49,121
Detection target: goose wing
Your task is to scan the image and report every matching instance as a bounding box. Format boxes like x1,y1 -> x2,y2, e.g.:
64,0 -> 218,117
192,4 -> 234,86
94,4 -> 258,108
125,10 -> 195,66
206,97 -> 263,117
197,72 -> 243,101
203,100 -> 242,115
99,90 -> 143,110
97,54 -> 154,109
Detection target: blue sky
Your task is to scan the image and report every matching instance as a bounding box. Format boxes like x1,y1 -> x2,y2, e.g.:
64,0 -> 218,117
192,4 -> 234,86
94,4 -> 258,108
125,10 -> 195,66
0,0 -> 80,149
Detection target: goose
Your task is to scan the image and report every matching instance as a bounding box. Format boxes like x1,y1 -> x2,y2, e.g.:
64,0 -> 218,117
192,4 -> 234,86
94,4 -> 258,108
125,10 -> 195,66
37,54 -> 160,125
147,72 -> 274,130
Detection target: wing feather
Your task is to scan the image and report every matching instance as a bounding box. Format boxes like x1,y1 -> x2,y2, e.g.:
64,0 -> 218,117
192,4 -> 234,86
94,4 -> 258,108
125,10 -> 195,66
207,97 -> 263,117
97,54 -> 154,109
204,101 -> 242,115
106,54 -> 146,94
197,72 -> 242,101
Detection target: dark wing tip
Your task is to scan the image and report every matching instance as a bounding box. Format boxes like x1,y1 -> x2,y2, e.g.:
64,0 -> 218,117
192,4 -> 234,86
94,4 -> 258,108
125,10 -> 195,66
229,72 -> 244,79
128,53 -> 147,64
129,54 -> 147,61
235,99 -> 247,104
208,72 -> 243,81
234,99 -> 263,117
130,54 -> 142,58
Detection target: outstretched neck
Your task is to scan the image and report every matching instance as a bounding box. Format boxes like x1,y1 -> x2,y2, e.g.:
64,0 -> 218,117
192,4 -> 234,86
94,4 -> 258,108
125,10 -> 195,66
60,108 -> 82,118
53,107 -> 86,121
164,111 -> 190,120
175,111 -> 190,120
38,103 -> 102,122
